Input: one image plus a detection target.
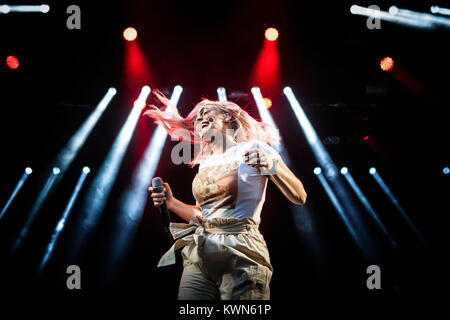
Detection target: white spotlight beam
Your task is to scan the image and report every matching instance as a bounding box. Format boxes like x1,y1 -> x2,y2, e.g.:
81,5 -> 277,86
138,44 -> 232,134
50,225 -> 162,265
314,168 -> 363,252
56,88 -> 117,170
217,87 -> 227,102
431,6 -> 450,16
65,86 -> 150,263
8,88 -> 116,255
350,5 -> 433,29
251,87 -> 325,268
283,86 -> 381,259
99,86 -> 183,286
390,6 -> 450,28
283,86 -> 339,179
0,5 -> 50,14
9,168 -> 59,255
251,87 -> 278,131
0,168 -> 32,220
370,168 -> 429,248
341,168 -> 398,249
251,87 -> 283,156
37,167 -> 90,276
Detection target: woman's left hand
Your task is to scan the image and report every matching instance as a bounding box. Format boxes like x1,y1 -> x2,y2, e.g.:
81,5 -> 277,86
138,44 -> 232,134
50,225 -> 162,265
244,148 -> 274,171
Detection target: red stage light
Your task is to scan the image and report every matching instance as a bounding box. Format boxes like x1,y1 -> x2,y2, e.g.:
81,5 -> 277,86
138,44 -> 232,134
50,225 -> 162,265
123,27 -> 138,41
363,135 -> 369,140
265,28 -> 279,41
380,57 -> 394,71
6,55 -> 19,70
263,97 -> 273,109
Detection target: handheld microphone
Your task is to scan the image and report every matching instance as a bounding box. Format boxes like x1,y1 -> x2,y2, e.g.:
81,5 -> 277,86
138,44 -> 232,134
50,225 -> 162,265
151,177 -> 171,233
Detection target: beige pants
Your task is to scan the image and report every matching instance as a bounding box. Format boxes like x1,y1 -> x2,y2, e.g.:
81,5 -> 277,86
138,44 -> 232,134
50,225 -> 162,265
177,217 -> 273,300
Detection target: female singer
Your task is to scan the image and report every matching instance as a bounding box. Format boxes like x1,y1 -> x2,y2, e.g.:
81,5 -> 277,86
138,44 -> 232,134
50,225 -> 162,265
146,91 -> 307,300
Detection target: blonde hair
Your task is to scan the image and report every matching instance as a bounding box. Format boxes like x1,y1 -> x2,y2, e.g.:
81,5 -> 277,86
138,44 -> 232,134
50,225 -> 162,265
144,90 -> 280,166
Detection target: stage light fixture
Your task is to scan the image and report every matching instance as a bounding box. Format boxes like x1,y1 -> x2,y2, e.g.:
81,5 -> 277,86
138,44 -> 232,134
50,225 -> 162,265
25,167 -> 33,175
123,27 -> 138,41
340,167 -> 348,175
217,87 -> 227,102
369,167 -> 376,175
6,55 -> 19,69
265,27 -> 279,41
389,6 -> 399,15
380,57 -> 394,71
314,167 -> 322,175
263,97 -> 272,109
40,5 -> 49,13
0,5 -> 10,13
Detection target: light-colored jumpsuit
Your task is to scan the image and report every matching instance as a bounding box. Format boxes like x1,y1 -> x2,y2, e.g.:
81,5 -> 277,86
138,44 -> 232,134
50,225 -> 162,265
157,140 -> 281,300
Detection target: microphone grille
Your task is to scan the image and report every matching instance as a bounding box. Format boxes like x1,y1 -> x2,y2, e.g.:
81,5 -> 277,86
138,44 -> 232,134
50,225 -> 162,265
152,177 -> 163,187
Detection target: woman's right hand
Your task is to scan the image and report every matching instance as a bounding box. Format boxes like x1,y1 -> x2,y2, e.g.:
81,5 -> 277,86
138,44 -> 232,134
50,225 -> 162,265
149,182 -> 174,208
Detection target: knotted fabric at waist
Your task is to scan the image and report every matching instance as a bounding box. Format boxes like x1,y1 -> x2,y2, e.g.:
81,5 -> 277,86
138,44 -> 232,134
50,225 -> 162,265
157,216 -> 259,267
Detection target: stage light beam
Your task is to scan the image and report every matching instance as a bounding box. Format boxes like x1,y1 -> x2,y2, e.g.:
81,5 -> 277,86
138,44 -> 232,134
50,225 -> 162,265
10,170 -> 58,254
64,86 -> 151,265
431,6 -> 450,16
9,88 -> 116,256
37,167 -> 90,276
390,6 -> 450,28
100,86 -> 182,287
369,168 -> 428,247
0,5 -> 50,13
350,5 -> 434,29
284,86 -> 381,260
251,87 -> 325,280
314,168 -> 363,251
341,167 -> 398,249
0,168 -> 33,221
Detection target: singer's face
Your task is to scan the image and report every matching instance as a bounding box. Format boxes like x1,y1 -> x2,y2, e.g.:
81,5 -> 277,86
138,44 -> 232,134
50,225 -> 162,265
193,106 -> 225,139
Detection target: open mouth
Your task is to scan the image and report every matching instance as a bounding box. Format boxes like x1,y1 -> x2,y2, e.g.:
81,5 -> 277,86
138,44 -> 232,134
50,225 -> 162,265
200,121 -> 210,130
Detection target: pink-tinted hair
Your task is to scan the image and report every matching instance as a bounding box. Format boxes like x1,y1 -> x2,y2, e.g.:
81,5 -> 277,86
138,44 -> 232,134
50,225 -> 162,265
144,90 -> 280,166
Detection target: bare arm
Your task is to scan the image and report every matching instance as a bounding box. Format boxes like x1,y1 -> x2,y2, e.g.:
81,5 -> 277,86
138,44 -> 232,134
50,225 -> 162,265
269,158 -> 307,205
167,198 -> 202,222
245,148 -> 307,205
149,182 -> 202,222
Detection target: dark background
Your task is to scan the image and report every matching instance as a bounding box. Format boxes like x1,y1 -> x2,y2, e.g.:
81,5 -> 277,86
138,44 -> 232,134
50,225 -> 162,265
0,0 -> 448,305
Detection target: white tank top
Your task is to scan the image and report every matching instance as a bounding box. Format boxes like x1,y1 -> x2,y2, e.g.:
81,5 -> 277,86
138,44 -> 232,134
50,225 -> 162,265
192,140 -> 281,224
